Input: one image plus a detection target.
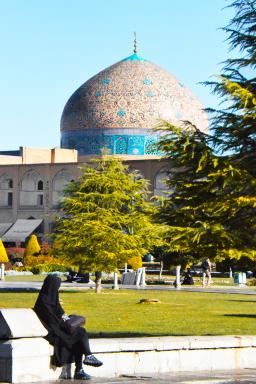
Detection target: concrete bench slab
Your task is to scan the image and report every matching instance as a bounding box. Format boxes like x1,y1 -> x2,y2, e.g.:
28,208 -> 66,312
0,338 -> 52,383
0,308 -> 47,338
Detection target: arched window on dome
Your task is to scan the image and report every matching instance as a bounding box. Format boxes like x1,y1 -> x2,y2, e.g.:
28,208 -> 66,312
115,137 -> 127,154
145,137 -> 159,155
154,167 -> 173,197
128,136 -> 144,155
0,173 -> 13,207
52,169 -> 75,207
90,140 -> 100,155
20,170 -> 44,207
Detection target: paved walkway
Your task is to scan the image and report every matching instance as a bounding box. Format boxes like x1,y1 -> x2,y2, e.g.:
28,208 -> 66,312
0,280 -> 256,295
20,369 -> 256,383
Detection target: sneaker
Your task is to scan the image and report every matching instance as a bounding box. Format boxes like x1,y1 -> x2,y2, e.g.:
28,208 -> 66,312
74,369 -> 91,380
83,354 -> 103,367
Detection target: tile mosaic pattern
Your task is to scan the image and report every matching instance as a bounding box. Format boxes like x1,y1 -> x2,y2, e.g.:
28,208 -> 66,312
60,53 -> 208,155
61,129 -> 159,156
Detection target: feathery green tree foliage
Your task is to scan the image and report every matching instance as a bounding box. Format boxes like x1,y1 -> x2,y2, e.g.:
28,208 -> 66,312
154,0 -> 256,266
155,122 -> 256,263
52,156 -> 164,292
206,0 -> 256,175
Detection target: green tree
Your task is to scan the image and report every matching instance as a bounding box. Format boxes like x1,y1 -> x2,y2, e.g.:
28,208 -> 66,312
0,239 -> 8,281
52,156 -> 164,292
155,122 -> 256,264
154,0 -> 256,268
25,234 -> 41,258
206,0 -> 256,175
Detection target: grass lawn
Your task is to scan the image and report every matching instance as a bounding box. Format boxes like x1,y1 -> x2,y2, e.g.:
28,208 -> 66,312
5,275 -> 63,282
1,289 -> 256,337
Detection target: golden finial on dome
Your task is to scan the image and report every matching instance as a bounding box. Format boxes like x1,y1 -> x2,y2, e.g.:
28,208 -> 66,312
133,32 -> 137,54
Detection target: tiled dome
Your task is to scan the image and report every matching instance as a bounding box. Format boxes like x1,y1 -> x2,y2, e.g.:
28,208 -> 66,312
60,53 -> 208,156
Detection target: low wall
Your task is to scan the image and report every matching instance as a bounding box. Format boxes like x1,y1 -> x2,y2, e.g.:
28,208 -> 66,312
1,308 -> 256,382
52,335 -> 256,380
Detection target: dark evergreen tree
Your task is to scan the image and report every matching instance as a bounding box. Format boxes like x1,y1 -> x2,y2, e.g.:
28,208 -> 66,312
155,122 -> 256,263
154,0 -> 256,266
206,0 -> 256,175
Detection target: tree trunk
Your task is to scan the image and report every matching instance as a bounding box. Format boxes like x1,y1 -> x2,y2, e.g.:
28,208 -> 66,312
95,271 -> 102,293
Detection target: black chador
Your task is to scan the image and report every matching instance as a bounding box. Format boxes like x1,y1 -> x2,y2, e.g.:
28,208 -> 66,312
34,274 -> 102,379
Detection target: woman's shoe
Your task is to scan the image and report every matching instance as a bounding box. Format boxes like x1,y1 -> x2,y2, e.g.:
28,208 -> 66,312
83,354 -> 103,367
59,364 -> 72,379
74,369 -> 91,380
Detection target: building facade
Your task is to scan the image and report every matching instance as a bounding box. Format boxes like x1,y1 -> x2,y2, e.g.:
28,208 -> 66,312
0,47 -> 208,243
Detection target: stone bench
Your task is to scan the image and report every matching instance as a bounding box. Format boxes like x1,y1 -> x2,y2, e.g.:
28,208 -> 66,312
1,308 -> 256,382
0,308 -> 104,383
0,308 -> 51,383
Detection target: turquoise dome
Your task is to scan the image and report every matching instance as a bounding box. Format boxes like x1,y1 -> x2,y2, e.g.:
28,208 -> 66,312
60,53 -> 208,156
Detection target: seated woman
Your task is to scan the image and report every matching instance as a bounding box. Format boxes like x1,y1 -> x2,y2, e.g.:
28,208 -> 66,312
34,274 -> 103,380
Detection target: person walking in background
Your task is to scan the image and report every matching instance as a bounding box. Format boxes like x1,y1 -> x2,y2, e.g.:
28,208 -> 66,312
201,258 -> 212,287
34,274 -> 103,380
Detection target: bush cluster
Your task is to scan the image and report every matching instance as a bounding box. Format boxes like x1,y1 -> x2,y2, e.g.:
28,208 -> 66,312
30,263 -> 69,274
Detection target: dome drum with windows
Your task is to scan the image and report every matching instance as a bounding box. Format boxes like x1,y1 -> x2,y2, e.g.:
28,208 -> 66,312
60,47 -> 208,156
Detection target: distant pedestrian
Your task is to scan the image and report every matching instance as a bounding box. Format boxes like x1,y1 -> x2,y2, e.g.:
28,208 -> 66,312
201,258 -> 212,287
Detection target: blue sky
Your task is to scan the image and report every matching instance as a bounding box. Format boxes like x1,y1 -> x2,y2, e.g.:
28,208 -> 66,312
0,0 -> 234,150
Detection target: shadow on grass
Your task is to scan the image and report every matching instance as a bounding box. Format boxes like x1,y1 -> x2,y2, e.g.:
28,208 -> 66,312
227,299 -> 256,303
0,289 -> 39,293
89,332 -> 219,338
90,332 -> 174,338
0,288 -> 84,293
224,314 -> 256,319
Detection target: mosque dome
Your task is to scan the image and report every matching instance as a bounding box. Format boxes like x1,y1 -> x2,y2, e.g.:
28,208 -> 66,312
60,52 -> 208,156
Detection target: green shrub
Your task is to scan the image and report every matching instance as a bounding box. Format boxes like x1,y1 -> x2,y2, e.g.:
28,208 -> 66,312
30,263 -> 69,274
